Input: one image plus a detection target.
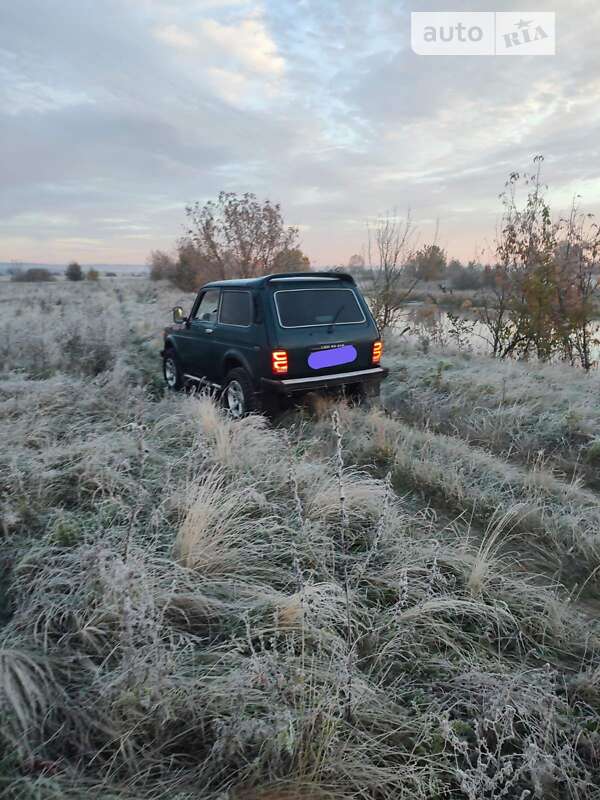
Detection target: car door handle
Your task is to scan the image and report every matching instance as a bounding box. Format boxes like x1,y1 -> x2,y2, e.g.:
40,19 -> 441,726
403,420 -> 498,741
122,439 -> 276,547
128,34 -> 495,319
205,328 -> 213,334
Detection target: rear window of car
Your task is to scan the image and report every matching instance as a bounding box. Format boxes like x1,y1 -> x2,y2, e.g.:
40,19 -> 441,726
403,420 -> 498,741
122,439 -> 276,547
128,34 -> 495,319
273,288 -> 365,328
220,290 -> 252,326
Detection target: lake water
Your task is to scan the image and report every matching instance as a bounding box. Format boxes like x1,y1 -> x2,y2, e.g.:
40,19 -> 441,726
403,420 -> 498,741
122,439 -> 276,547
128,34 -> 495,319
393,303 -> 600,365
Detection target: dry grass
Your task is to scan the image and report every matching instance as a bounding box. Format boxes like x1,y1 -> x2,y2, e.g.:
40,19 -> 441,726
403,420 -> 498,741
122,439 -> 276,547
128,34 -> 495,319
382,336 -> 600,488
1,280 -> 600,798
321,404 -> 600,590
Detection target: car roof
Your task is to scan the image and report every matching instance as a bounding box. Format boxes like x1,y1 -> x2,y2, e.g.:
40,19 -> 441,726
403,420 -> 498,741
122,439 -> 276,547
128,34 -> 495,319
202,271 -> 355,290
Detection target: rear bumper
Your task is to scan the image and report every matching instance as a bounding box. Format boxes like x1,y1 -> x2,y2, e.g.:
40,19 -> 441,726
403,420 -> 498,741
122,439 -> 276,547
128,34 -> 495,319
261,366 -> 388,395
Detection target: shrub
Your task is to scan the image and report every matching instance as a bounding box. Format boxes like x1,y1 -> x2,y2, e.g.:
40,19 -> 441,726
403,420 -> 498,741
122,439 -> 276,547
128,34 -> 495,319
170,243 -> 222,292
86,268 -> 100,281
451,264 -> 484,291
148,250 -> 176,281
65,262 -> 84,282
11,268 -> 54,282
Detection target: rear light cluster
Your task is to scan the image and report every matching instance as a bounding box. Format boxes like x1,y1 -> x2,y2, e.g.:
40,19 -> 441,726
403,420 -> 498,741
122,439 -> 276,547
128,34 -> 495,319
272,350 -> 288,375
372,340 -> 383,364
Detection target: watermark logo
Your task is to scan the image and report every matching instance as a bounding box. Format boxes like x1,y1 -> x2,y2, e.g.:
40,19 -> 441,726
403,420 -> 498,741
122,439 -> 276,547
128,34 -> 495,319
411,11 -> 555,56
496,13 -> 555,55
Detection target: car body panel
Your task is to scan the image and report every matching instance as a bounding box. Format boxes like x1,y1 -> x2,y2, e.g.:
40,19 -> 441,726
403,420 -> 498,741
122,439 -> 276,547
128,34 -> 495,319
262,283 -> 378,380
162,272 -> 386,397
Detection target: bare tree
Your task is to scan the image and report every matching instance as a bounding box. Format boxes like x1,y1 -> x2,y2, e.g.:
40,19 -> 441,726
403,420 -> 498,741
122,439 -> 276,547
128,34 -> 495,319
556,200 -> 600,370
185,192 -> 300,279
367,210 -> 416,331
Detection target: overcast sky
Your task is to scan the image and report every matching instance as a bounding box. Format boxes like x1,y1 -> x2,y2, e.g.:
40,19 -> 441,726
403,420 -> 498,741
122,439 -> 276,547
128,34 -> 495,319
1,0 -> 599,266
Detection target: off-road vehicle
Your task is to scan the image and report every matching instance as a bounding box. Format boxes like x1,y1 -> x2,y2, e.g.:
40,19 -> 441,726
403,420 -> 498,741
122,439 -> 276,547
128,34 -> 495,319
161,271 -> 387,417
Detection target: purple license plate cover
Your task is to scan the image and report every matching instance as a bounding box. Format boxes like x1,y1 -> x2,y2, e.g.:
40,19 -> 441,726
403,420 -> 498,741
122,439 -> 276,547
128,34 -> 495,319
308,344 -> 357,370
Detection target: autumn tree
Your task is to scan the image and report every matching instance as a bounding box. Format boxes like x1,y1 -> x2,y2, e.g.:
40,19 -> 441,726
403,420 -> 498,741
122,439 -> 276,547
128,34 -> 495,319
477,157 -> 559,359
184,192 -> 300,279
170,243 -> 223,292
272,247 -> 310,272
410,244 -> 447,281
478,156 -> 599,368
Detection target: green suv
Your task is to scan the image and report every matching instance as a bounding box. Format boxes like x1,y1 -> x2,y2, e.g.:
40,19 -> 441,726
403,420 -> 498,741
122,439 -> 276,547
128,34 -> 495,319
161,271 -> 387,417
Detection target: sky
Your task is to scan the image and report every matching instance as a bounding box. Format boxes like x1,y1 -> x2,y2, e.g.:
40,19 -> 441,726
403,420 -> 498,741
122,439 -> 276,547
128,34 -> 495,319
1,0 -> 599,267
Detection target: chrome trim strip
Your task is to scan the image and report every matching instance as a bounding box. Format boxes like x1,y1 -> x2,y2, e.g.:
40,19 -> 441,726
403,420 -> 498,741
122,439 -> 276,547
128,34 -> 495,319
280,367 -> 384,386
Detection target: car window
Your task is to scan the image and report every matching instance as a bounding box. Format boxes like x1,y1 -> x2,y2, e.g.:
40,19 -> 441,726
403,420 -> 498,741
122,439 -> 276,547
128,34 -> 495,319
220,291 -> 252,326
194,289 -> 220,322
273,288 -> 365,328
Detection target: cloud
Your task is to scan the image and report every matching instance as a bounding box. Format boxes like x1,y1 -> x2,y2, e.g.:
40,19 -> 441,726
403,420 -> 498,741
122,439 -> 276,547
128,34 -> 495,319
206,67 -> 249,105
198,17 -> 285,76
154,24 -> 197,49
0,0 -> 599,265
155,14 -> 285,79
152,8 -> 285,106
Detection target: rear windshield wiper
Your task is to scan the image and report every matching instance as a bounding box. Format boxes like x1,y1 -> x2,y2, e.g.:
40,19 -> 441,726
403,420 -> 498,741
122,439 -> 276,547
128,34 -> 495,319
327,303 -> 346,333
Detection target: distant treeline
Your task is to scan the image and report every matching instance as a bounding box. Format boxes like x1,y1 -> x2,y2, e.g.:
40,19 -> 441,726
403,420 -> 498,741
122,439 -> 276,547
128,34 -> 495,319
347,247 -> 498,292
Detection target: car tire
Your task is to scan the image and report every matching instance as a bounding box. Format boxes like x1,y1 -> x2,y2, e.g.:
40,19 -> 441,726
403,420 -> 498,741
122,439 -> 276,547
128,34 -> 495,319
222,368 -> 256,419
163,350 -> 183,391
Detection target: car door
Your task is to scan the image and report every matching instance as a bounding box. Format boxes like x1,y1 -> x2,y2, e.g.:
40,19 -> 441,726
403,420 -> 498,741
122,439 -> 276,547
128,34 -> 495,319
210,289 -> 264,382
177,288 -> 221,382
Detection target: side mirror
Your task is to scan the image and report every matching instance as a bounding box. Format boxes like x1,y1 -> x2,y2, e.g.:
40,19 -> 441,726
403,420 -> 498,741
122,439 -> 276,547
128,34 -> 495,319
172,306 -> 186,324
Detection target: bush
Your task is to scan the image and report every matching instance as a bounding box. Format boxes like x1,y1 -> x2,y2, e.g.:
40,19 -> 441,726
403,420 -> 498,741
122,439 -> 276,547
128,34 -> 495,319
65,262 -> 84,282
170,244 -> 222,291
11,268 -> 54,283
86,269 -> 100,281
148,250 -> 176,281
451,264 -> 484,291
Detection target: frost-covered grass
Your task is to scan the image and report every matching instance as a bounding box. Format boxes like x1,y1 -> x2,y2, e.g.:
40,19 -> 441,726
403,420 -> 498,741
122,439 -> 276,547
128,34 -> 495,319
0,278 -> 191,389
1,280 -> 600,798
382,338 -> 600,486
309,404 -> 600,592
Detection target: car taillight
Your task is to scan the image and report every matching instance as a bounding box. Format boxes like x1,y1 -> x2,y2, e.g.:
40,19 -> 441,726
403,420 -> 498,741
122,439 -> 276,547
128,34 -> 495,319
272,350 -> 288,375
372,340 -> 383,364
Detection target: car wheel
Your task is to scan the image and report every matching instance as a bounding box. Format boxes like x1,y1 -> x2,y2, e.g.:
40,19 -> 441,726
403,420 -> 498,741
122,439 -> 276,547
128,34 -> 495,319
163,350 -> 183,390
223,368 -> 256,419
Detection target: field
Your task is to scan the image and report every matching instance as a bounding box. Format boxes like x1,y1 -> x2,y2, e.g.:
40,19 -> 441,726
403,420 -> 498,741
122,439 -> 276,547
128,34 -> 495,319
2,278 -> 600,799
